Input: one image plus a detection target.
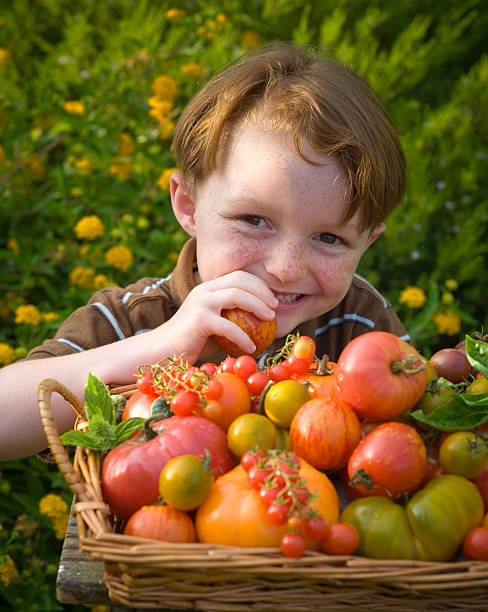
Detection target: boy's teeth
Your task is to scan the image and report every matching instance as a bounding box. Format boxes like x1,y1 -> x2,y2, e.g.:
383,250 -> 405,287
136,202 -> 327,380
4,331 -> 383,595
276,293 -> 301,303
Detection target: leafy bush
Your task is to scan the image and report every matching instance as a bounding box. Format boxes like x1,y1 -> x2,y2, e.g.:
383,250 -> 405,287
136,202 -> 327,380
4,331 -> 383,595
0,1 -> 487,610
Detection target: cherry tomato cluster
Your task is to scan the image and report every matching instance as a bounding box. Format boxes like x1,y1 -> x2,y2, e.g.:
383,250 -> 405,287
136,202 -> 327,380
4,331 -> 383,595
240,448 -> 328,557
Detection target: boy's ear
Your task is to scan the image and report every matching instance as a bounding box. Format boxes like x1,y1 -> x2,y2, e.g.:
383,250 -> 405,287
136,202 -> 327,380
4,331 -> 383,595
365,222 -> 386,249
170,171 -> 197,237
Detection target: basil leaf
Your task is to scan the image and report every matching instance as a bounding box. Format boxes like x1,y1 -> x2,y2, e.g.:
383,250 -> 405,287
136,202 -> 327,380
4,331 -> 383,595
115,417 -> 145,444
465,335 -> 488,378
411,393 -> 488,431
60,430 -> 107,450
84,372 -> 115,424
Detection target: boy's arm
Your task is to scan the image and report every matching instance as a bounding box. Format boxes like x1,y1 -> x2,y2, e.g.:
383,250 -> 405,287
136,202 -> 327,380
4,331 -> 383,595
0,270 -> 277,461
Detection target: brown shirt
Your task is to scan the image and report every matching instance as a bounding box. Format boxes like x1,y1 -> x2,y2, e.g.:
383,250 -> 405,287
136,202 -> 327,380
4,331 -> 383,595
26,238 -> 409,366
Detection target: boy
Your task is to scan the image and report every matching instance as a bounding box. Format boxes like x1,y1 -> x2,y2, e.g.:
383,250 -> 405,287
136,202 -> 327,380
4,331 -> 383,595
0,43 -> 409,460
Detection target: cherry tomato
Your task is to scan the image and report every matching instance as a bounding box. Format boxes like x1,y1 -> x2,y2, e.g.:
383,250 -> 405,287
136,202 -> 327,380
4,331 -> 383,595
170,390 -> 199,416
304,516 -> 329,541
267,503 -> 290,526
466,376 -> 488,394
280,532 -> 307,558
247,463 -> 273,489
268,362 -> 291,382
227,413 -> 277,458
136,371 -> 158,397
200,362 -> 217,377
287,515 -> 306,532
158,454 -> 213,511
219,357 -> 237,373
463,526 -> 488,560
438,431 -> 488,479
286,353 -> 312,375
292,336 -> 316,360
121,389 -> 154,421
234,355 -> 257,379
246,371 -> 270,396
203,378 -> 223,400
430,348 -> 472,384
321,522 -> 359,555
259,485 -> 280,505
240,449 -> 266,473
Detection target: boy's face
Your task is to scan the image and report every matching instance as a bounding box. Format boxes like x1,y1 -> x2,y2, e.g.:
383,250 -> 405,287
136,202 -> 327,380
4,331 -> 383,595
171,121 -> 384,339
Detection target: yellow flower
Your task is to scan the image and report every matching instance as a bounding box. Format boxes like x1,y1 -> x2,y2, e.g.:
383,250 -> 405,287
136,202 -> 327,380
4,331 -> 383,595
181,62 -> 204,78
216,12 -> 228,24
433,310 -> 461,336
151,75 -> 178,101
91,606 -> 108,612
398,286 -> 427,309
166,8 -> 186,19
117,133 -> 135,157
74,157 -> 93,172
15,304 -> 41,326
441,292 -> 454,305
136,216 -> 150,229
240,30 -> 261,50
64,100 -> 85,115
0,555 -> 18,587
15,346 -> 28,359
158,117 -> 175,140
7,237 -> 20,254
39,493 -> 68,518
157,167 -> 179,191
42,312 -> 58,322
444,279 -> 458,291
52,514 -> 69,539
0,49 -> 12,65
148,96 -> 173,113
69,266 -> 96,289
0,343 -> 16,366
70,187 -> 84,197
109,159 -> 133,181
105,245 -> 134,271
26,157 -> 46,181
93,274 -> 113,289
74,215 -> 105,240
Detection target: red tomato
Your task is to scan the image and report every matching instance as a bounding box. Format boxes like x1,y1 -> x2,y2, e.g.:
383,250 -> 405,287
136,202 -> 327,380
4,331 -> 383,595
463,527 -> 488,560
124,505 -> 196,542
101,415 -> 235,519
121,390 -> 154,420
347,421 -> 427,499
289,397 -> 361,471
335,331 -> 428,420
280,532 -> 307,557
198,372 -> 251,431
321,522 -> 359,555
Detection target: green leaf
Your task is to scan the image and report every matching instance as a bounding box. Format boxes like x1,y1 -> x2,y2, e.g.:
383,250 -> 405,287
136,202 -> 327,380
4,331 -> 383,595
84,372 -> 115,424
115,417 -> 145,444
411,393 -> 488,431
60,430 -> 107,450
465,335 -> 488,378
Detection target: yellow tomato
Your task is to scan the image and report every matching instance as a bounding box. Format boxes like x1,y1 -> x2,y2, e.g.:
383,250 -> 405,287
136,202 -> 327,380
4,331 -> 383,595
227,413 -> 277,457
264,380 -> 310,427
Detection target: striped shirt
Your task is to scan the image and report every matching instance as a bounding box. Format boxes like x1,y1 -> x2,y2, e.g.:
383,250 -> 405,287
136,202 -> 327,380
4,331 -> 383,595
26,238 -> 410,366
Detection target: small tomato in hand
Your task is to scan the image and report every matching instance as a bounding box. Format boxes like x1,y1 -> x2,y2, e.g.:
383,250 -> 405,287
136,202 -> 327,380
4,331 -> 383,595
215,308 -> 276,357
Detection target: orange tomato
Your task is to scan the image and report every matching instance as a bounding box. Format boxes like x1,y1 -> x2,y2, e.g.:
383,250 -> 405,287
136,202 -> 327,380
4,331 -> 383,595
196,371 -> 251,431
195,459 -> 339,549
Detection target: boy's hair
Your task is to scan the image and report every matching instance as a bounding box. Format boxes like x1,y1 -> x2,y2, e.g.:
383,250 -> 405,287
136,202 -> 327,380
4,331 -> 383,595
172,42 -> 405,232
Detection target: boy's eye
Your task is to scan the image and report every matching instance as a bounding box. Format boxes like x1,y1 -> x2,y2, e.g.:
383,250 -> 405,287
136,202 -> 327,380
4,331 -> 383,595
239,215 -> 264,226
318,232 -> 340,244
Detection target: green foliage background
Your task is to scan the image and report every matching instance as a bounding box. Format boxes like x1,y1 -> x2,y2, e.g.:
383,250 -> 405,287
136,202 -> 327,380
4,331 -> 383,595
0,1 -> 487,609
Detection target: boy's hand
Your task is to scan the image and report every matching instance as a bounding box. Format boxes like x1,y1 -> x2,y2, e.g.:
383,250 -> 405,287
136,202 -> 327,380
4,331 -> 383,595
159,270 -> 278,363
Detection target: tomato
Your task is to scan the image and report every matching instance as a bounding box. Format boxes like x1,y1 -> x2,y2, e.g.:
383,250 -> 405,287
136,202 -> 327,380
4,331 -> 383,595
121,389 -> 154,420
233,355 -> 257,379
264,380 -> 310,428
438,431 -> 488,479
466,376 -> 488,394
268,362 -> 291,382
474,463 -> 488,511
306,374 -> 337,399
215,308 -> 276,358
197,371 -> 251,431
158,454 -> 213,511
347,421 -> 427,499
280,532 -> 306,557
101,415 -> 235,519
267,502 -> 289,526
227,413 -> 277,457
463,527 -> 488,560
292,336 -> 316,360
341,474 -> 484,561
415,385 -> 455,416
136,371 -> 159,397
289,397 -> 361,471
245,371 -> 270,396
304,516 -> 328,541
124,505 -> 195,542
286,353 -> 312,376
335,331 -> 428,420
195,460 -> 340,549
430,348 -> 472,384
321,522 -> 359,555
170,390 -> 199,416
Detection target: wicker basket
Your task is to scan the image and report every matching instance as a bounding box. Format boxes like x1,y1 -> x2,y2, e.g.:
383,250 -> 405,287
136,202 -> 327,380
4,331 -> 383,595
38,378 -> 488,612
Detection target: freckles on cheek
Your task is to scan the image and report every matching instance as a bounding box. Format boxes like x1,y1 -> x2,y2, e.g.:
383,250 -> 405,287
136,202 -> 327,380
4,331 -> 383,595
201,237 -> 259,279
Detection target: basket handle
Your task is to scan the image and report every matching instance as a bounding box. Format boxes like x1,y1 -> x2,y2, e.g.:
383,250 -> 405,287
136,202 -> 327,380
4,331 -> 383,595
38,378 -> 91,501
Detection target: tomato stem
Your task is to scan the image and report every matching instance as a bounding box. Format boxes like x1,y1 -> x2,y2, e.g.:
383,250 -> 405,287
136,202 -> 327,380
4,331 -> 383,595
390,354 -> 426,376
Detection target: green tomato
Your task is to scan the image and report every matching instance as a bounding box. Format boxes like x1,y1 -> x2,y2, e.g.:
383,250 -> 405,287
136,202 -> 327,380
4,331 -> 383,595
415,386 -> 455,415
438,431 -> 488,479
158,454 -> 213,511
341,474 -> 484,561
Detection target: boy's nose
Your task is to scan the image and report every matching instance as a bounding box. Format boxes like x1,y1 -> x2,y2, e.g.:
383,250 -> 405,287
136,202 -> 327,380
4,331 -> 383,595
264,240 -> 307,284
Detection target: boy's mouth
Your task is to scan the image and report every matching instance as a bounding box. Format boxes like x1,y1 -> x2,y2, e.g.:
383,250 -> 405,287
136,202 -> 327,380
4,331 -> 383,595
274,293 -> 304,304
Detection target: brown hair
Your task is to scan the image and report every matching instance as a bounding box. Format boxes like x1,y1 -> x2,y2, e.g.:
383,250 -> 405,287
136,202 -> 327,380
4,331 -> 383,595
172,42 -> 405,231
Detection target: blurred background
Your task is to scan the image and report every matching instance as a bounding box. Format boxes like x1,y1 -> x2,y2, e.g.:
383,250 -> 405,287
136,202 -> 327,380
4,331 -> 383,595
0,0 -> 487,609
